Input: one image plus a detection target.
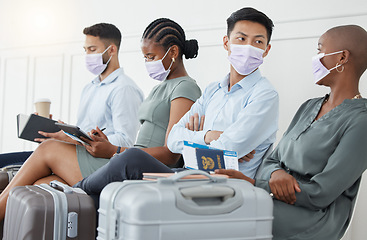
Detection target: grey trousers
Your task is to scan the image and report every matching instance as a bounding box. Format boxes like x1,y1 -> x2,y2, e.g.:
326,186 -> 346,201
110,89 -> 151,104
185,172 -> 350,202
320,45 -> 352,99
73,148 -> 174,195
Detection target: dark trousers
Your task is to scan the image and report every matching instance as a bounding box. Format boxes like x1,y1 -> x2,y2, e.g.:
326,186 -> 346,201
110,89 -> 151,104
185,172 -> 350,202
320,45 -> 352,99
0,151 -> 32,168
74,148 -> 174,197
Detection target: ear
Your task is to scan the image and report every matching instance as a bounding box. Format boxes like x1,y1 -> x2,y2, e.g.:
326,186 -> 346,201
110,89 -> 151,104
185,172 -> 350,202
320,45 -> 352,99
223,35 -> 229,51
339,50 -> 350,65
110,44 -> 118,56
170,45 -> 180,60
262,44 -> 271,58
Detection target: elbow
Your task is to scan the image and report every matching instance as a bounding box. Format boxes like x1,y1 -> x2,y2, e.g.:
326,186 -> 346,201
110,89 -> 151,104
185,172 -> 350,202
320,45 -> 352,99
164,153 -> 182,167
153,147 -> 181,166
294,193 -> 334,211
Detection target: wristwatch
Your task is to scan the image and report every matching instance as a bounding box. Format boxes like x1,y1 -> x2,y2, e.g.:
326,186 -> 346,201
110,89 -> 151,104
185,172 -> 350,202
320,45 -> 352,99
113,146 -> 121,157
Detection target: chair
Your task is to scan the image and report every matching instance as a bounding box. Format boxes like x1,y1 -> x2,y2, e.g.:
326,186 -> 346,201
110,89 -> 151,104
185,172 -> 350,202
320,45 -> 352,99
341,176 -> 364,239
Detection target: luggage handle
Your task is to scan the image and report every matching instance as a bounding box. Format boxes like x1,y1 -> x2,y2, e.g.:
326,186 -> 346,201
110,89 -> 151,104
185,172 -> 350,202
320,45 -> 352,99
0,164 -> 22,172
158,170 -> 226,184
50,180 -> 74,194
180,185 -> 234,200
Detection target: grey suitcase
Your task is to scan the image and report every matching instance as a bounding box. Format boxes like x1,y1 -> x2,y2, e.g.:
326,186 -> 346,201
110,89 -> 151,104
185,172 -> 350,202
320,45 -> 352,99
97,170 -> 273,240
3,180 -> 96,240
0,164 -> 22,193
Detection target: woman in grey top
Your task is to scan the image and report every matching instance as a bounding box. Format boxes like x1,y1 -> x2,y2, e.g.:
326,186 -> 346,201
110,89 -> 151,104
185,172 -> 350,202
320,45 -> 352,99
0,18 -> 201,220
216,25 -> 367,239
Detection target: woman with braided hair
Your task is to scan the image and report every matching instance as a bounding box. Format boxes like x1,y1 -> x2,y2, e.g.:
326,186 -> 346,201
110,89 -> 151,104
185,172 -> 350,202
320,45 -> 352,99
0,18 -> 201,219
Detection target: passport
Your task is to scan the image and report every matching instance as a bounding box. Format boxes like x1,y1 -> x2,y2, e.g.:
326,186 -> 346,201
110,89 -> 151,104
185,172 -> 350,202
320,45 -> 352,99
182,141 -> 238,171
196,148 -> 225,171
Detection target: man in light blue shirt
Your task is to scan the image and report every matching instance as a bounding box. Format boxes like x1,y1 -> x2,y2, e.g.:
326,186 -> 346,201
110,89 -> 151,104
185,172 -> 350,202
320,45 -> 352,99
61,23 -> 144,147
0,23 -> 143,166
77,67 -> 143,147
167,71 -> 278,177
168,7 -> 278,178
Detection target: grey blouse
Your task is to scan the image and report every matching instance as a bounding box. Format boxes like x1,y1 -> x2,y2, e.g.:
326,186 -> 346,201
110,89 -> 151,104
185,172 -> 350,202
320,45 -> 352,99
256,95 -> 367,240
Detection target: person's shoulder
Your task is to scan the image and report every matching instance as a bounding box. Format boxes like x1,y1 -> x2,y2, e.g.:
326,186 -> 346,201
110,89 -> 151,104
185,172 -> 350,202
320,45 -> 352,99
248,76 -> 278,102
255,76 -> 278,94
302,97 -> 324,107
340,100 -> 367,137
169,76 -> 202,101
172,76 -> 201,90
293,97 -> 324,115
81,80 -> 94,90
348,99 -> 367,122
115,70 -> 136,85
115,70 -> 143,91
203,81 -> 221,93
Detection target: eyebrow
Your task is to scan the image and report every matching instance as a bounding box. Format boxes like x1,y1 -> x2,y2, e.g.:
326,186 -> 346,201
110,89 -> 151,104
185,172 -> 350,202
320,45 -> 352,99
236,31 -> 266,39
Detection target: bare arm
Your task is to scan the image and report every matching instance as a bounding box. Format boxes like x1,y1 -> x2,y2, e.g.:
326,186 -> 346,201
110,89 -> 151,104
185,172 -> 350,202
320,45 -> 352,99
83,98 -> 195,163
142,97 -> 195,165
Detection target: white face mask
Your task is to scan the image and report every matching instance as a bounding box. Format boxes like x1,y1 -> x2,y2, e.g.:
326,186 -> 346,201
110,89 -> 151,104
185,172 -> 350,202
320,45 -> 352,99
228,44 -> 265,75
312,50 -> 343,84
145,47 -> 174,81
85,45 -> 112,76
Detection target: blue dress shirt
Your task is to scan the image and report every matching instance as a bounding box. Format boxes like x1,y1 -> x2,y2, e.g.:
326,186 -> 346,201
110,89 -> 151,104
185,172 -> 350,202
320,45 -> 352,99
76,68 -> 144,147
167,70 -> 279,178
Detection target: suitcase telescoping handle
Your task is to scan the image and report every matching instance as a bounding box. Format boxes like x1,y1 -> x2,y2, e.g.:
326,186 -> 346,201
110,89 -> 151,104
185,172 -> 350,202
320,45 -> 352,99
50,180 -> 74,194
160,170 -> 244,215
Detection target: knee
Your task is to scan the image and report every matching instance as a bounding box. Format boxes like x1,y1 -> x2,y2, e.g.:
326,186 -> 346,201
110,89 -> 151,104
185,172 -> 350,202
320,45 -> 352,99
123,147 -> 145,156
37,139 -> 60,150
120,148 -> 151,167
108,148 -> 148,171
35,140 -> 71,160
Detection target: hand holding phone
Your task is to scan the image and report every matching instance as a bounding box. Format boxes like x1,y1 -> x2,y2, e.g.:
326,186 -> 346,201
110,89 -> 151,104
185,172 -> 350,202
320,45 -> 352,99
55,122 -> 93,144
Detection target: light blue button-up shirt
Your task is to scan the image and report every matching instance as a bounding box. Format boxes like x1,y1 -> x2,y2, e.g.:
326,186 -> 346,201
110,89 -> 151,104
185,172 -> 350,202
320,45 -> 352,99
167,70 -> 279,178
77,68 -> 144,147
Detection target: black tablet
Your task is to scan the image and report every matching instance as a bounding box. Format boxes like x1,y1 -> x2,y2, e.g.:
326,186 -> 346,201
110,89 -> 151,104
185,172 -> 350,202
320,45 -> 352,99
55,122 -> 93,142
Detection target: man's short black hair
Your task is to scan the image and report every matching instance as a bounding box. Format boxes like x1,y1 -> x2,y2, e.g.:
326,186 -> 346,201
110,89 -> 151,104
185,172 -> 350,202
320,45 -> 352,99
83,23 -> 122,50
227,7 -> 274,44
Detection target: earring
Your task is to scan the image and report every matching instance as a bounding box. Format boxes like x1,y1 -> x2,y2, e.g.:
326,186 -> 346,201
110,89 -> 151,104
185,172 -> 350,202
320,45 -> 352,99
336,64 -> 344,73
172,58 -> 175,63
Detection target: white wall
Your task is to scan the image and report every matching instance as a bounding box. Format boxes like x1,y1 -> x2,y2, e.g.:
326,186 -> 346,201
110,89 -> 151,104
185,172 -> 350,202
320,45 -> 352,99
0,0 -> 366,238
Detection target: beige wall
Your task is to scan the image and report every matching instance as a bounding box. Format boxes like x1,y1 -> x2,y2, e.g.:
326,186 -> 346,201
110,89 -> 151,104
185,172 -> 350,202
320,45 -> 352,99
0,0 -> 366,238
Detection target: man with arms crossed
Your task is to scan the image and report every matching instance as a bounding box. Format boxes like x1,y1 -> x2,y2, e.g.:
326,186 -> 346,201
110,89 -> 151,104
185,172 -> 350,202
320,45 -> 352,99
168,7 -> 278,178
